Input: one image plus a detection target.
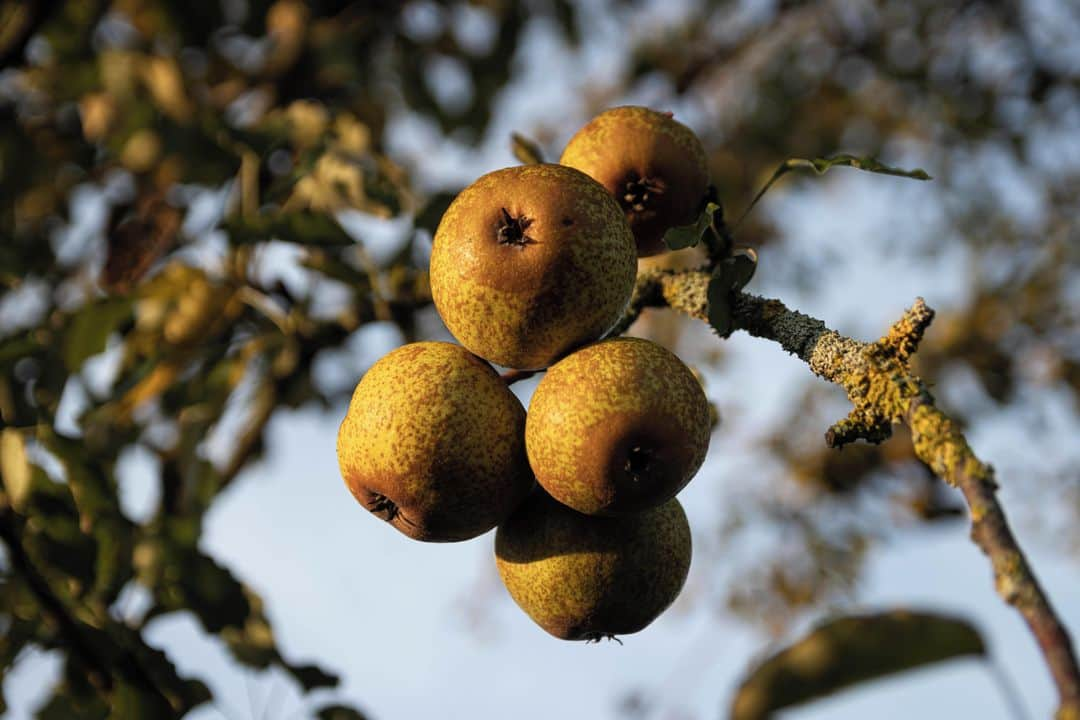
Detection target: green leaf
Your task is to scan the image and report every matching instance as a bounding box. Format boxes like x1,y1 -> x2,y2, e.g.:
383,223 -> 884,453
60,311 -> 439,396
64,298 -> 133,372
0,331 -> 40,364
707,264 -> 736,336
104,624 -> 211,715
303,251 -> 371,288
224,212 -> 356,247
664,202 -> 722,251
729,248 -> 758,291
109,680 -> 175,720
176,549 -> 251,632
736,154 -> 932,229
730,610 -> 985,720
510,133 -> 545,165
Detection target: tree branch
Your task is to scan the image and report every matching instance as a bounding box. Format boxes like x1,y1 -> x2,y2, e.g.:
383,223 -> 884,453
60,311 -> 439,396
625,269 -> 1080,717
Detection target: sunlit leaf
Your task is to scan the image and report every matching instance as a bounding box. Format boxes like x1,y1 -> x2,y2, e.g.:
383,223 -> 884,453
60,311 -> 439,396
736,155 -> 932,228
730,610 -> 985,720
511,133 -> 545,165
0,428 -> 31,511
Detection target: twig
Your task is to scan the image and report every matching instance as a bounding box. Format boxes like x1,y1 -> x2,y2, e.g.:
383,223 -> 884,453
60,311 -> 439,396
621,269 -> 1080,718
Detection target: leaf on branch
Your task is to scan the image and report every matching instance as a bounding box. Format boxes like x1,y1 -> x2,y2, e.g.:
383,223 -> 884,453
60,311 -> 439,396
729,248 -> 758,291
110,680 -> 179,719
664,201 -> 723,251
63,297 -> 133,372
706,249 -> 758,337
736,154 -> 932,229
224,211 -> 356,247
511,133 -> 545,165
707,267 -> 733,337
215,582 -> 341,691
730,610 -> 985,720
168,548 -> 251,633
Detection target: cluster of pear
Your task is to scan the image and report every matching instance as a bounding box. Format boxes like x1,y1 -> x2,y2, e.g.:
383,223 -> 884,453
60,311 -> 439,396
337,107 -> 713,641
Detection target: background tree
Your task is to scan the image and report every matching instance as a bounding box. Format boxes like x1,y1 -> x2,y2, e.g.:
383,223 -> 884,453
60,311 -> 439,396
1,0 -> 1078,717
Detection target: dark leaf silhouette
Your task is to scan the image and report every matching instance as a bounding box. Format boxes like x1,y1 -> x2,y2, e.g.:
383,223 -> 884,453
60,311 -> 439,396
730,610 -> 985,720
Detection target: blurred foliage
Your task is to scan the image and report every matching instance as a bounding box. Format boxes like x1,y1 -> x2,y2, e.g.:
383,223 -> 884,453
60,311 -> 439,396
0,0 -> 590,715
0,0 -> 1078,717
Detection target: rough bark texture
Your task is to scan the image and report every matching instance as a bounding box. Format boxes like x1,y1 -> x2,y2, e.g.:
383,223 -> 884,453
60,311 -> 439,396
627,269 -> 1080,718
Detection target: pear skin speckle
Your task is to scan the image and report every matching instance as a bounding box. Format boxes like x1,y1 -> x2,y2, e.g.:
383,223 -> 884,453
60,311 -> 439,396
525,337 -> 711,515
337,341 -> 533,542
495,492 -> 692,641
430,164 -> 637,370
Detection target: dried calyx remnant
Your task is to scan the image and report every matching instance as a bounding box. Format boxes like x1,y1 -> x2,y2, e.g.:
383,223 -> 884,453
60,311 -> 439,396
623,445 -> 653,480
622,174 -> 664,213
496,208 -> 534,247
367,492 -> 399,522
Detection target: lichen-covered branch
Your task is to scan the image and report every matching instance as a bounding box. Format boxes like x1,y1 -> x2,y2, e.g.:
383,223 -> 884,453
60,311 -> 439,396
625,269 -> 1080,718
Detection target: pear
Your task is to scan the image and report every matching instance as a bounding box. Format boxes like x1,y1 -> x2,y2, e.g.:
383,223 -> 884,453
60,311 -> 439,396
525,337 -> 711,515
560,106 -> 709,257
430,163 -> 637,370
495,491 -> 692,641
337,341 -> 533,541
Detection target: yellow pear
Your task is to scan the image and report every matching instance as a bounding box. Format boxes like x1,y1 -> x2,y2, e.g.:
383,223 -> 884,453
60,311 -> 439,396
496,491 -> 692,641
430,164 -> 636,370
337,342 -> 533,541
